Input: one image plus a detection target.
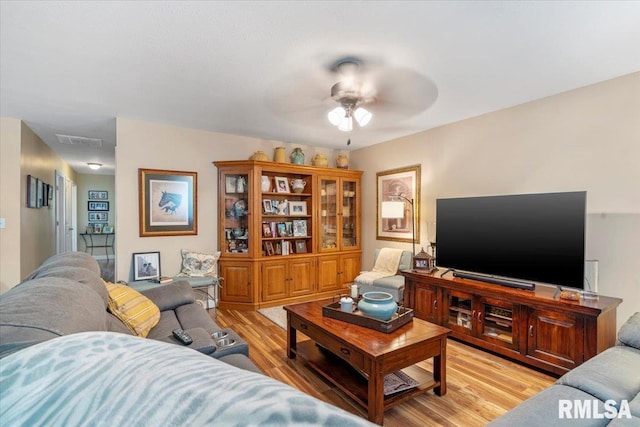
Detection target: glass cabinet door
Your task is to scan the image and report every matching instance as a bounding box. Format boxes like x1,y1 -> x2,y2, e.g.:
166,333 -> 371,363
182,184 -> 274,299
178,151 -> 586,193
222,172 -> 250,255
320,178 -> 338,251
341,179 -> 357,249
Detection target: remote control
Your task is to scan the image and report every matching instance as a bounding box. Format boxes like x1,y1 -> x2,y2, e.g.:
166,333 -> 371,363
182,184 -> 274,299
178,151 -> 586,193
172,328 -> 193,345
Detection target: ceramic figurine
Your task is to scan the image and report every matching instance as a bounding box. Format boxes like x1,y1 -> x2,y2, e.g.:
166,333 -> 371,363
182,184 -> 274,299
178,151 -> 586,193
290,147 -> 304,164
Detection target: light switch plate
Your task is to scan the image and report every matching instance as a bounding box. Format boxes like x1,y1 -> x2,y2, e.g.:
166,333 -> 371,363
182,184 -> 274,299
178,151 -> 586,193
0,218 -> 5,228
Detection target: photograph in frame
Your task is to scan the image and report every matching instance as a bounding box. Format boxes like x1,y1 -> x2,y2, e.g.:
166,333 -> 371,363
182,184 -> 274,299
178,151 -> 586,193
26,175 -> 37,208
139,169 -> 197,237
88,201 -> 109,211
292,219 -> 307,237
376,165 -> 420,243
274,177 -> 290,193
295,240 -> 307,253
288,201 -> 307,216
133,251 -> 161,281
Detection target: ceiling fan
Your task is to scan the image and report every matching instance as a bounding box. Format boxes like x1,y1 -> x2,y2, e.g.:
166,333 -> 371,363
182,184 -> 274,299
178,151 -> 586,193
266,55 -> 438,139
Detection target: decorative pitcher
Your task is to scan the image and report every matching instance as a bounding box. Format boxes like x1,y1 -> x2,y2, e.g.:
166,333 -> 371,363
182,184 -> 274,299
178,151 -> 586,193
235,176 -> 246,193
290,147 -> 305,165
290,179 -> 306,193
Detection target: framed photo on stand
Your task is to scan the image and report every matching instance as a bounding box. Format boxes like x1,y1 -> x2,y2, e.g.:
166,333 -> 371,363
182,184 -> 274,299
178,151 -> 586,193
274,177 -> 290,193
133,251 -> 161,281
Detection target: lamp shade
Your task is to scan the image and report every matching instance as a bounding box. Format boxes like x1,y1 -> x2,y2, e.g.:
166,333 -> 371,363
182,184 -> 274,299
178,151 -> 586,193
338,116 -> 353,132
353,107 -> 372,127
381,201 -> 405,219
327,107 -> 345,126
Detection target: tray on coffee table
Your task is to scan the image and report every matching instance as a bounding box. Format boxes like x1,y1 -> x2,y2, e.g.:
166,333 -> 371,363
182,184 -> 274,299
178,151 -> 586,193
322,301 -> 414,333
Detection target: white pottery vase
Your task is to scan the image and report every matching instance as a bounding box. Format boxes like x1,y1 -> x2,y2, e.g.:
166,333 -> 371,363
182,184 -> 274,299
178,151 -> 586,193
261,176 -> 271,192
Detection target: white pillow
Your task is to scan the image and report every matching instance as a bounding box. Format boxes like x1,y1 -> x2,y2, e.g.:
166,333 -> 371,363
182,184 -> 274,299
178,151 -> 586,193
177,250 -> 220,277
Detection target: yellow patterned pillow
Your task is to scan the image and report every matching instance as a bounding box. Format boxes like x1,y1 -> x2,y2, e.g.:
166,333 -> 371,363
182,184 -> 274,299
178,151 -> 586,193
103,281 -> 160,338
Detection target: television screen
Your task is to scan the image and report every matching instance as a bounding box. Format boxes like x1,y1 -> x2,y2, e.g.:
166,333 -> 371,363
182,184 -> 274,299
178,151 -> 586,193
436,191 -> 586,289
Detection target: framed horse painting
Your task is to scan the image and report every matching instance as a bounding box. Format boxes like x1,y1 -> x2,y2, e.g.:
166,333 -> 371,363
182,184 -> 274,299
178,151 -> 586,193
138,168 -> 198,237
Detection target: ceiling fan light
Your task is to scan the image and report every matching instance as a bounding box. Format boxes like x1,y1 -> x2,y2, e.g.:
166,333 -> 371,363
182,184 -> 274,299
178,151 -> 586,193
328,107 -> 345,126
338,116 -> 353,132
354,107 -> 372,127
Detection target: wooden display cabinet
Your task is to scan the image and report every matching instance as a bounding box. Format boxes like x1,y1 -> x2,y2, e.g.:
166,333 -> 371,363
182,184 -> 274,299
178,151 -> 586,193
402,270 -> 622,375
214,160 -> 362,310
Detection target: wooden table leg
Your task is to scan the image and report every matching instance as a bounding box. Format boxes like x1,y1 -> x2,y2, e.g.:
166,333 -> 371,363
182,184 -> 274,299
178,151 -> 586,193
433,336 -> 447,396
287,312 -> 297,359
368,365 -> 385,425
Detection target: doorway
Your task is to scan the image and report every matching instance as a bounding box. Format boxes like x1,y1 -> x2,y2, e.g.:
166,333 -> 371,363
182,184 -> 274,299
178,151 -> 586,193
55,171 -> 77,253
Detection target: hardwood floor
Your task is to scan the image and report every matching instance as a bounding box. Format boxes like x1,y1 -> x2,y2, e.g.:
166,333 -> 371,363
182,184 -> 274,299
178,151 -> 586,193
213,307 -> 555,426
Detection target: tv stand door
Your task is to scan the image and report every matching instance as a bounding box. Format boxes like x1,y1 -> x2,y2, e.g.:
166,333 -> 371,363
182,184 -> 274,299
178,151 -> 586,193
526,308 -> 584,370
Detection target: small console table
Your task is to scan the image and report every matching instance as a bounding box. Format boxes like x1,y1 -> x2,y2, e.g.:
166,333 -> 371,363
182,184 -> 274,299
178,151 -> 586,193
79,233 -> 115,260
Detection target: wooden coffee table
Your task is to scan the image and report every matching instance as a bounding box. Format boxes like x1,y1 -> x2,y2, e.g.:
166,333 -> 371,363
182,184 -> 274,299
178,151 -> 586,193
285,299 -> 450,425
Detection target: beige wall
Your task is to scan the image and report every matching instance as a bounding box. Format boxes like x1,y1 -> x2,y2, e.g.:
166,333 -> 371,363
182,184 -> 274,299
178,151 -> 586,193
19,122 -> 77,279
76,174 -> 116,255
351,72 -> 640,327
0,118 -> 22,292
1,119 -> 77,291
115,118 -> 345,281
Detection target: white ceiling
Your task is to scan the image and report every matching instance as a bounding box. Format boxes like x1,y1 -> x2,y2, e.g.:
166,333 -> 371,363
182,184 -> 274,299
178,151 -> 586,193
2,1 -> 640,175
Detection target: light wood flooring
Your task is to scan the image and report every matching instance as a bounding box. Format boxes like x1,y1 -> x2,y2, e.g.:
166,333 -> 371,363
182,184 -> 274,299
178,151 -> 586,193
213,307 -> 555,426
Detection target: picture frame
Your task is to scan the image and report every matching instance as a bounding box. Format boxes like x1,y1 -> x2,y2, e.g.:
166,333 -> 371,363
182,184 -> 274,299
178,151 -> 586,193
93,223 -> 103,234
288,201 -> 307,216
277,222 -> 287,237
262,199 -> 273,214
26,175 -> 37,208
88,190 -> 108,200
295,240 -> 307,253
88,201 -> 109,211
225,176 -> 237,193
36,178 -> 43,208
133,251 -> 161,281
274,176 -> 290,193
103,225 -> 114,234
264,241 -> 275,256
377,165 -> 420,243
139,168 -> 197,237
292,219 -> 307,237
89,212 -> 108,222
42,182 -> 49,207
262,222 -> 272,237
47,183 -> 54,200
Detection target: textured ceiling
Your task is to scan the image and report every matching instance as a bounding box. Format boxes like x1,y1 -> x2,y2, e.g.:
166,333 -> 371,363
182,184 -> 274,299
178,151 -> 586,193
2,1 -> 640,174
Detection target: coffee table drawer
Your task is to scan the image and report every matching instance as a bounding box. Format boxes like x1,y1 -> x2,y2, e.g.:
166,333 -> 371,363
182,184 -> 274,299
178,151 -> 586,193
291,316 -> 365,370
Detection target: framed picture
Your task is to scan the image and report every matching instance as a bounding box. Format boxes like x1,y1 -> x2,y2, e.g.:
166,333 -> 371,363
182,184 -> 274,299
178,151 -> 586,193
93,223 -> 103,234
225,176 -> 237,193
262,199 -> 273,214
295,240 -> 307,253
26,175 -> 37,208
133,251 -> 161,281
103,225 -> 114,234
88,201 -> 109,211
42,182 -> 49,207
36,178 -> 43,208
47,183 -> 54,200
264,241 -> 275,256
292,219 -> 307,237
285,221 -> 293,236
288,201 -> 307,216
89,212 -> 108,222
139,168 -> 197,237
88,191 -> 108,200
262,222 -> 272,237
376,165 -> 420,243
277,222 -> 287,237
274,176 -> 290,193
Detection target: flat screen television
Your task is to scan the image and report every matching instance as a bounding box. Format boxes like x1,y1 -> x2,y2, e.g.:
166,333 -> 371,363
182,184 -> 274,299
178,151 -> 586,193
436,191 -> 586,290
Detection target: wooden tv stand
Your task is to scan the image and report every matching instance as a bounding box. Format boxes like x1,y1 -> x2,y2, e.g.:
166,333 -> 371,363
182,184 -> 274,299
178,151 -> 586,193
401,270 -> 622,375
